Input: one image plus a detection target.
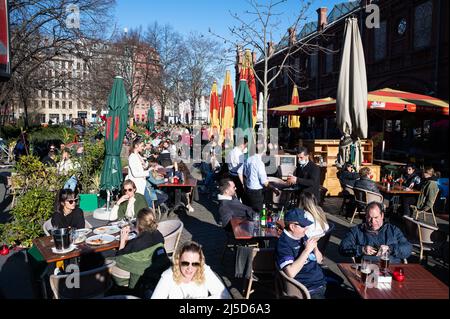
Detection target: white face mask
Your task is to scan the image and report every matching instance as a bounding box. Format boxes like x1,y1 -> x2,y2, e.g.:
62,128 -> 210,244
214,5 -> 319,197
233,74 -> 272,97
299,159 -> 308,166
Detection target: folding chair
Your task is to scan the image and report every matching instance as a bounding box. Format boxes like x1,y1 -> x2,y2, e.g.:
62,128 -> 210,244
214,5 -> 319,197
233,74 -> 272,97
350,188 -> 383,224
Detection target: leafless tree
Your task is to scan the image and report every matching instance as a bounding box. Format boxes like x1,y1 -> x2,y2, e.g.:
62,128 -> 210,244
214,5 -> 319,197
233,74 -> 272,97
210,0 -> 333,135
145,23 -> 188,121
0,0 -> 115,127
183,32 -> 225,121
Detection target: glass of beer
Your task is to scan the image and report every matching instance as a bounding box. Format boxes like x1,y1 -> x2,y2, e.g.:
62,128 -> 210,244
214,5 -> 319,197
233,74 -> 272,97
360,257 -> 371,284
380,248 -> 390,273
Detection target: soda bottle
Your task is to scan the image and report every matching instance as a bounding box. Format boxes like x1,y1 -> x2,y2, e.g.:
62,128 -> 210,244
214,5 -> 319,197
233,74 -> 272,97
260,204 -> 267,227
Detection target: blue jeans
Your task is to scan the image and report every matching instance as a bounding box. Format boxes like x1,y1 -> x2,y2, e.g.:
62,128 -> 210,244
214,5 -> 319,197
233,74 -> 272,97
309,285 -> 327,299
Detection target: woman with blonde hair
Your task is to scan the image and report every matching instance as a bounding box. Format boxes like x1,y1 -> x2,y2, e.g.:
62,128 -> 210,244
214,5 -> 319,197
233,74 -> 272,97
151,241 -> 231,299
298,192 -> 329,238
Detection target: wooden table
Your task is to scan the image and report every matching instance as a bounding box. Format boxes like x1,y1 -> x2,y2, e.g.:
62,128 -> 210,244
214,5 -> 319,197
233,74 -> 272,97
338,263 -> 449,299
230,217 -> 280,240
157,177 -> 197,188
33,235 -> 120,264
376,183 -> 421,195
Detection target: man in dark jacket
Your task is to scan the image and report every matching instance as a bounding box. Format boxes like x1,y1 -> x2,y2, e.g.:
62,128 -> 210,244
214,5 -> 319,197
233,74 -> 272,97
354,167 -> 380,194
287,146 -> 321,201
218,178 -> 255,231
339,202 -> 412,264
338,162 -> 360,188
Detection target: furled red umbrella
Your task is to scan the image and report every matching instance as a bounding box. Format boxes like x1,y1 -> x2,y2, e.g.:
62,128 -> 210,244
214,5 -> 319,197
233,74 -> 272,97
288,85 -> 301,129
209,81 -> 220,139
219,70 -> 234,144
240,49 -> 257,128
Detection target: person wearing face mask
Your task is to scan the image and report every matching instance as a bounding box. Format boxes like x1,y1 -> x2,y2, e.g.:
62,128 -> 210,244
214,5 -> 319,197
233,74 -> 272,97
287,146 -> 321,201
339,202 -> 412,264
217,178 -> 256,231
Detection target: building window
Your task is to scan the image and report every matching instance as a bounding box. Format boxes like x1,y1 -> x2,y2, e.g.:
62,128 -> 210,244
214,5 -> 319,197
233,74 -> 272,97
69,101 -> 73,109
62,101 -> 66,109
41,100 -> 46,109
374,21 -> 387,61
49,101 -> 52,109
62,91 -> 66,99
414,1 -> 433,49
325,44 -> 333,74
55,101 -> 60,109
39,114 -> 46,123
62,114 -> 66,121
310,52 -> 318,78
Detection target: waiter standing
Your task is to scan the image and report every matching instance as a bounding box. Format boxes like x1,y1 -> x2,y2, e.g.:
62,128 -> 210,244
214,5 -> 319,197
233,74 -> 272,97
287,146 -> 321,202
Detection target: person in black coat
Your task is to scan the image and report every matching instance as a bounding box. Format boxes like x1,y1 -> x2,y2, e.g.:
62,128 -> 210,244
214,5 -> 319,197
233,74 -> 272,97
51,188 -> 85,229
354,167 -> 380,194
338,162 -> 360,188
287,146 -> 321,201
218,178 -> 255,232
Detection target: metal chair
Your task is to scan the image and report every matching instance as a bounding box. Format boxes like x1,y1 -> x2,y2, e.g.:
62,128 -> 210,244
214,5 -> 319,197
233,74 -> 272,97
403,215 -> 447,263
49,260 -> 115,299
157,220 -> 183,256
274,269 -> 311,299
350,188 -> 383,224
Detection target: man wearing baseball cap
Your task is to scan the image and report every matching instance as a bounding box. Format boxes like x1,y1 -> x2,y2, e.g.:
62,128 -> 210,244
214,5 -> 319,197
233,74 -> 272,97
276,208 -> 327,298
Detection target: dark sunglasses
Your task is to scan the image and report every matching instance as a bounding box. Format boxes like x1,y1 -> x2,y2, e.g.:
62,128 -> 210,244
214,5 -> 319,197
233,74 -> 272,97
123,188 -> 134,193
180,261 -> 201,268
65,198 -> 78,204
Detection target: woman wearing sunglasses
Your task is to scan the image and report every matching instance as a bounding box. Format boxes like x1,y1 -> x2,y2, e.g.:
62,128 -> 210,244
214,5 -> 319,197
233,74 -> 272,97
51,188 -> 85,229
110,180 -> 148,221
151,241 -> 231,299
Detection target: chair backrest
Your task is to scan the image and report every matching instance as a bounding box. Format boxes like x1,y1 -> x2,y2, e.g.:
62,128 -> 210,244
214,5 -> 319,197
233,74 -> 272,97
49,260 -> 115,299
275,269 -> 311,299
344,185 -> 355,196
252,248 -> 275,274
317,222 -> 335,254
403,216 -> 441,244
43,219 -> 93,236
157,220 -> 184,255
43,219 -> 53,236
278,164 -> 296,179
353,187 -> 383,205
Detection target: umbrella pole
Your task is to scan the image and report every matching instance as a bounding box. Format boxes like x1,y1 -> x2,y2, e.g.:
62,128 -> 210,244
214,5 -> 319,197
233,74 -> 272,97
106,189 -> 111,211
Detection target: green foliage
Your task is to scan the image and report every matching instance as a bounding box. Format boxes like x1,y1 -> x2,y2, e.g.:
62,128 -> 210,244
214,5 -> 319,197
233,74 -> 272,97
13,155 -> 66,191
1,187 -> 56,247
0,125 -> 22,140
131,124 -> 147,138
28,126 -> 77,144
74,139 -> 105,193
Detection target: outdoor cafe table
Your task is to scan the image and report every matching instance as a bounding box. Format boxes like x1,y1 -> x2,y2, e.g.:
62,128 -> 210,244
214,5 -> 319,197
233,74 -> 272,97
230,217 -> 279,240
32,235 -> 120,264
157,177 -> 198,209
338,263 -> 449,299
376,182 -> 421,215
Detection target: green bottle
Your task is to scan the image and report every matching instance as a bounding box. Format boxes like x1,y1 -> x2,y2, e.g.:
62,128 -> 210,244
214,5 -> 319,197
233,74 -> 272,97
260,204 -> 267,227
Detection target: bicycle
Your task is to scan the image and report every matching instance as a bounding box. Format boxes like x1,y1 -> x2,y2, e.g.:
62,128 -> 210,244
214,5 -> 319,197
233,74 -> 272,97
0,138 -> 13,165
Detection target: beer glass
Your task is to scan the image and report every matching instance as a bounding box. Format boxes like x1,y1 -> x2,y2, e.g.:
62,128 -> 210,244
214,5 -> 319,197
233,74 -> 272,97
380,248 -> 390,273
360,257 -> 371,285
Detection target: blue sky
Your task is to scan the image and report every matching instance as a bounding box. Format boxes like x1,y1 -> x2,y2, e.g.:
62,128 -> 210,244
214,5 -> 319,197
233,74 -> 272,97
115,0 -> 346,40
114,0 -> 347,88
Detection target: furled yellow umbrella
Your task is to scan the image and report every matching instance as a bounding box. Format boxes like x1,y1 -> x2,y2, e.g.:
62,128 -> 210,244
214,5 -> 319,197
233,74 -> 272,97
209,81 -> 220,139
219,70 -> 234,144
288,85 -> 301,128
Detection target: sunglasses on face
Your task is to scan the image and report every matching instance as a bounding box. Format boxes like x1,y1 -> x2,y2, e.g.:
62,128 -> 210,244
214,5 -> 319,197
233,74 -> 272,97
180,261 -> 201,268
65,199 -> 77,204
124,188 -> 134,193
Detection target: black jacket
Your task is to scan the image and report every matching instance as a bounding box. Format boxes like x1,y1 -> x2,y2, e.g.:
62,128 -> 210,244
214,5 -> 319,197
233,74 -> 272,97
51,207 -> 85,229
218,197 -> 255,231
338,171 -> 360,188
354,177 -> 380,194
294,161 -> 321,200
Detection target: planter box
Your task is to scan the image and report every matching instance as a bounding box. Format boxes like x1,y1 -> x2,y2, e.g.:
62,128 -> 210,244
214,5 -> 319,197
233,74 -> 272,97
79,193 -> 99,212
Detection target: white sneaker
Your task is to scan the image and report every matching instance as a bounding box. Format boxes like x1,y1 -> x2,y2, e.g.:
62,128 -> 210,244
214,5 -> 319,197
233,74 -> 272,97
187,204 -> 194,213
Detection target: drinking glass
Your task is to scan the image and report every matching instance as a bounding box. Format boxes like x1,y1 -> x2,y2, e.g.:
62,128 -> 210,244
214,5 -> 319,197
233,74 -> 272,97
360,257 -> 372,285
379,248 -> 390,273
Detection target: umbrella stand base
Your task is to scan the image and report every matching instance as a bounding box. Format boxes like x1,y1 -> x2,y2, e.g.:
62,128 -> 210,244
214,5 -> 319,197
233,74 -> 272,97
93,207 -> 116,221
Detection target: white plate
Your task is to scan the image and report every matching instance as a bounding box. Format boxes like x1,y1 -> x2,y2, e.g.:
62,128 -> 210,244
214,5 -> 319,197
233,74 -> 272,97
51,244 -> 77,254
115,232 -> 137,241
93,226 -> 121,235
86,234 -> 116,246
110,220 -> 128,228
73,234 -> 87,244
